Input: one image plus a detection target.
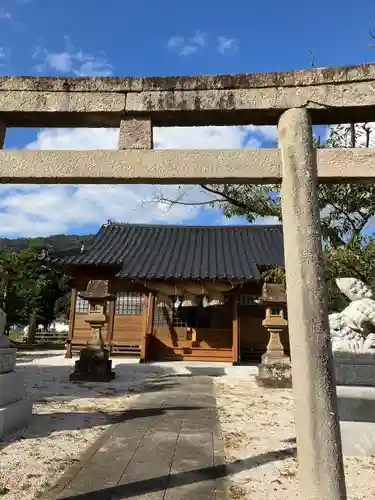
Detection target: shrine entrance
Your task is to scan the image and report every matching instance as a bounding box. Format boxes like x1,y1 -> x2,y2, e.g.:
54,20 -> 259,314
3,62 -> 375,498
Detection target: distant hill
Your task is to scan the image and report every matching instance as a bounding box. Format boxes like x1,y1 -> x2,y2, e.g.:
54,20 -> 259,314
0,233 -> 95,254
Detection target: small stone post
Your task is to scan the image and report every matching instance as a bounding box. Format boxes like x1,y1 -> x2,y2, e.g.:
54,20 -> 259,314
278,108 -> 347,499
119,115 -> 153,149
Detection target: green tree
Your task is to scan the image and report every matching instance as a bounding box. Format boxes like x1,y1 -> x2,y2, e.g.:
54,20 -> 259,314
158,123 -> 375,247
0,247 -> 70,342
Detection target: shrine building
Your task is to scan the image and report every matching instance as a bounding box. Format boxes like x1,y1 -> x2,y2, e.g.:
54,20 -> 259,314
51,222 -> 288,364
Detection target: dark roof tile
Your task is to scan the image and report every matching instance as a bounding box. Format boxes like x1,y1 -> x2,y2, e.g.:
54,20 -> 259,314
55,223 -> 284,282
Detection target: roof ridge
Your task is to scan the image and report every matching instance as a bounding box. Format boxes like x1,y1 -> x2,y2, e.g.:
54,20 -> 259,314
101,222 -> 282,230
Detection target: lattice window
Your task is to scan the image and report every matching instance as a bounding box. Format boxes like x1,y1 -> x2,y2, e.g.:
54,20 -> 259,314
115,292 -> 143,315
238,294 -> 258,306
172,307 -> 188,327
154,297 -> 187,327
75,295 -> 89,313
154,302 -> 171,327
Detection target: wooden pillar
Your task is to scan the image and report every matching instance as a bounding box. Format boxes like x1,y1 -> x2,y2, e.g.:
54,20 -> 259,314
232,294 -> 239,365
140,293 -> 155,363
147,293 -> 156,335
279,108 -> 346,499
66,289 -> 77,358
106,300 -> 115,347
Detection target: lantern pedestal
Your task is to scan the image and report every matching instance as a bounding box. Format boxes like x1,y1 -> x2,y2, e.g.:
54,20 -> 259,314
257,352 -> 292,389
69,345 -> 115,382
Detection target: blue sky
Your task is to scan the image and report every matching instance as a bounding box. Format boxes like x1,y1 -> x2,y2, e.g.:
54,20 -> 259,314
0,0 -> 375,237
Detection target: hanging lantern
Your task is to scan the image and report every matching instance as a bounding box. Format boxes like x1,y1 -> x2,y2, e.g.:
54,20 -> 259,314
202,295 -> 209,308
207,290 -> 225,306
174,296 -> 182,309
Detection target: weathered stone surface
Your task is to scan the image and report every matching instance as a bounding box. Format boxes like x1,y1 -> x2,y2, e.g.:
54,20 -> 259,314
0,91 -> 125,113
0,149 -> 281,184
256,357 -> 292,388
334,352 -> 375,386
119,116 -> 153,149
70,347 -> 115,383
0,348 -> 16,374
125,83 -> 366,112
1,63 -> 375,126
278,108 -> 347,499
0,371 -> 26,407
1,62 -> 375,92
0,398 -> 33,438
0,148 -> 374,184
0,76 -> 143,92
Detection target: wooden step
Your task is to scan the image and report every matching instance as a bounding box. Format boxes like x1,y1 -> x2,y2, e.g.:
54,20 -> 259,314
71,343 -> 141,358
161,347 -> 232,362
110,344 -> 141,357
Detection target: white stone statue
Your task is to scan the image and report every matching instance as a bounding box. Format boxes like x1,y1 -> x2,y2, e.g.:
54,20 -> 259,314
329,278 -> 375,352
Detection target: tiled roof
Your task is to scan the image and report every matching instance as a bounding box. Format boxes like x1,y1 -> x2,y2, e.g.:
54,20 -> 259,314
54,223 -> 284,282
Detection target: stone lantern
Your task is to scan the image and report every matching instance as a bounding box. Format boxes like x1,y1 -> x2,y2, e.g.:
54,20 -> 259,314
70,280 -> 116,382
256,283 -> 292,388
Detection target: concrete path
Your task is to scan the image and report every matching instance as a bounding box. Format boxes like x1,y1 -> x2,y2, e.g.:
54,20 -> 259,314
43,375 -> 227,500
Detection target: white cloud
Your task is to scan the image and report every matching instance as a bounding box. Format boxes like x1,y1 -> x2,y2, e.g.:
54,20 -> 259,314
191,32 -> 205,47
217,214 -> 279,226
0,48 -> 7,58
167,32 -> 206,56
167,36 -> 185,49
217,36 -> 238,54
155,125 -> 263,149
1,124 -> 276,237
167,32 -> 240,56
33,37 -> 113,76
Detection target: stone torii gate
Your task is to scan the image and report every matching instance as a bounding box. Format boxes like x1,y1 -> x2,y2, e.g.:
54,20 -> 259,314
2,63 -> 375,499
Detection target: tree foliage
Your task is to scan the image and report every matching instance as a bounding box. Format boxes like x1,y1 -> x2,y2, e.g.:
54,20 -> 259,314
158,123 -> 375,248
0,246 -> 70,340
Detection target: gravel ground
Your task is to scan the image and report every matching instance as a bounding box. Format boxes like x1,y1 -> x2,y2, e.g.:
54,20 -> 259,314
3,354 -> 373,500
215,375 -> 375,500
0,352 -> 186,500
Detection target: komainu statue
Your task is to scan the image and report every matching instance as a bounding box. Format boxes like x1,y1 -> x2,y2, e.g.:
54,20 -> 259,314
329,278 -> 375,352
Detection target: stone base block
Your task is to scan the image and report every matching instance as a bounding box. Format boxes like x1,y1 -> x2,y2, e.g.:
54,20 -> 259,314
70,345 -> 115,383
0,398 -> 33,438
70,370 -> 115,382
256,356 -> 292,388
334,352 -> 375,387
70,354 -> 115,383
0,371 -> 26,407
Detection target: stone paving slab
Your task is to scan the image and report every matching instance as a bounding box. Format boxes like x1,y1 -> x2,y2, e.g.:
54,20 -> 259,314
43,375 -> 228,500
